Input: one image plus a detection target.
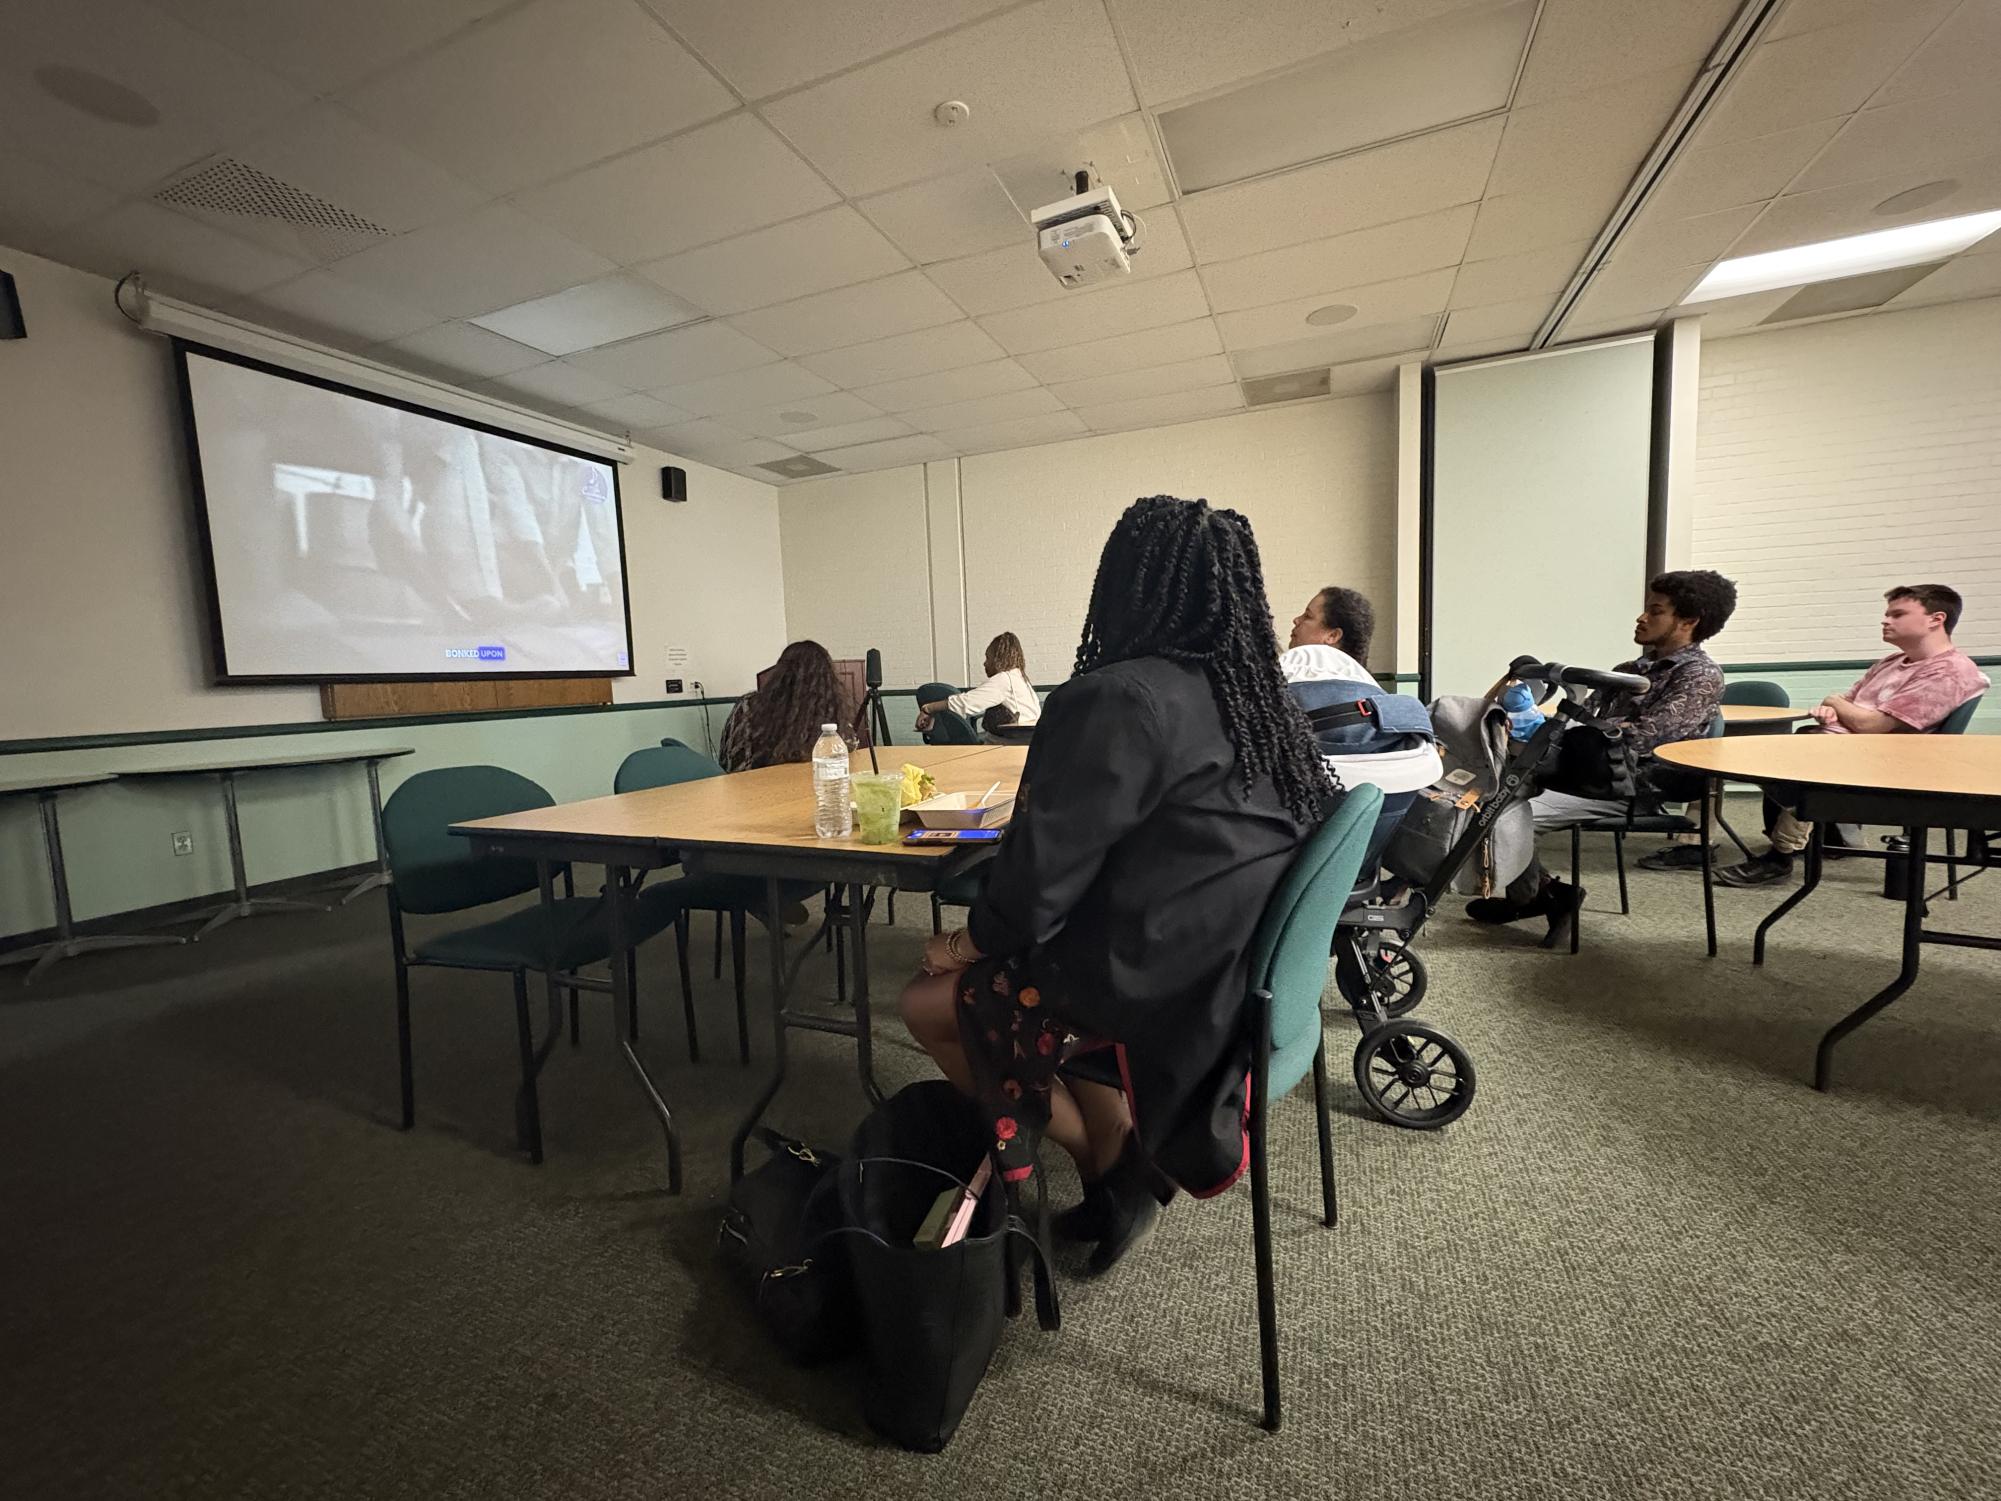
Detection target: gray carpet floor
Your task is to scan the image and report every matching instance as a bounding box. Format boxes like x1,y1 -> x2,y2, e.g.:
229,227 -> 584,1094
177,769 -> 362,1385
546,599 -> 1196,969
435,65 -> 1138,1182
4,835 -> 1999,1499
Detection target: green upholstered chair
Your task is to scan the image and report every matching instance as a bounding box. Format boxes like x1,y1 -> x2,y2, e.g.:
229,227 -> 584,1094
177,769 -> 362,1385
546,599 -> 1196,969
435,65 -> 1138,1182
381,765 -> 677,1164
1721,681 -> 1791,707
913,681 -> 979,745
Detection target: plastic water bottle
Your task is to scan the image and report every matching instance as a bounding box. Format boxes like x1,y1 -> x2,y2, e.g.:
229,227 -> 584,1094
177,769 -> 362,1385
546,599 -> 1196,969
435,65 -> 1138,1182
1501,683 -> 1544,742
811,724 -> 851,838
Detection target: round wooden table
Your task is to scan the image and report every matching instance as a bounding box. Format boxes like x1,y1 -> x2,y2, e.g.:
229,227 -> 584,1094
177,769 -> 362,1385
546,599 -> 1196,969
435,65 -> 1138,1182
1720,704 -> 1812,733
1655,734 -> 2001,1089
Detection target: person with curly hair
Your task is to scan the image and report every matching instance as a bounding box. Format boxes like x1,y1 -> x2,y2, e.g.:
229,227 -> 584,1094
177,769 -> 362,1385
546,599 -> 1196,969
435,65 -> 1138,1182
915,631 -> 1041,736
898,497 -> 1334,1274
717,640 -> 857,772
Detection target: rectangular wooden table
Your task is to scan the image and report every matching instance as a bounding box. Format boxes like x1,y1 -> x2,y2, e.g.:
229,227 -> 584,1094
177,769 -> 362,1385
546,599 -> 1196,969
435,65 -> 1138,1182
452,743 -> 1028,1188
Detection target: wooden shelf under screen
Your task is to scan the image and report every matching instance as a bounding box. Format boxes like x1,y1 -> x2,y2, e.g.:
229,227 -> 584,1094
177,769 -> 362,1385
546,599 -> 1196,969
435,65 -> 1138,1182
320,678 -> 613,721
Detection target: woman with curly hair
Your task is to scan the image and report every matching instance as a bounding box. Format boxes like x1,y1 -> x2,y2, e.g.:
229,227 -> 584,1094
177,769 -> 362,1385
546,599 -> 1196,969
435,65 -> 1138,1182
898,497 -> 1333,1274
718,640 -> 856,772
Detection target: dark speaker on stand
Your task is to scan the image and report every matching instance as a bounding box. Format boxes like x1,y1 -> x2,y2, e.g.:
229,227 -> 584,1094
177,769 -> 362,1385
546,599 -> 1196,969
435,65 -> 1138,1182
0,271 -> 25,340
661,465 -> 687,503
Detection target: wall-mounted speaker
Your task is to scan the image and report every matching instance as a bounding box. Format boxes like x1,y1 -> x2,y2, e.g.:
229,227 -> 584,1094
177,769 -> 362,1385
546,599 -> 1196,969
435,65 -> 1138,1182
661,464 -> 687,503
0,271 -> 24,340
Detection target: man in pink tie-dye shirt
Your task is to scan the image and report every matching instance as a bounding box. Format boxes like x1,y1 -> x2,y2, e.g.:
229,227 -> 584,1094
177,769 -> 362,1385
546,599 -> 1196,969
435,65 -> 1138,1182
1718,584 -> 1990,886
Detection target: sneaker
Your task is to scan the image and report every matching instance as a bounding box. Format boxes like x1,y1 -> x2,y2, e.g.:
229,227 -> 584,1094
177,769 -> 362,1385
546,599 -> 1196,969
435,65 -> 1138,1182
1716,850 -> 1795,887
1637,844 -> 1713,872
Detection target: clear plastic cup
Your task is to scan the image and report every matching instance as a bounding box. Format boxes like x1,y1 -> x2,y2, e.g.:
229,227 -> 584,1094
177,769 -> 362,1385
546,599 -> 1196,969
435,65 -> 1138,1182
851,772 -> 904,845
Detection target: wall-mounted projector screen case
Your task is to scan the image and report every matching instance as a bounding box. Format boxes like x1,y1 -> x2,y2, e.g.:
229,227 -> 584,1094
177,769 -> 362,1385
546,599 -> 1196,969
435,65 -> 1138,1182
1422,335 -> 1659,700
173,340 -> 634,683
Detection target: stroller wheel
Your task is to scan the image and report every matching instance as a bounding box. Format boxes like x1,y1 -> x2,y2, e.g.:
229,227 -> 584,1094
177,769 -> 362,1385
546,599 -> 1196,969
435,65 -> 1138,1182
1334,934 -> 1429,1018
1353,1021 -> 1475,1130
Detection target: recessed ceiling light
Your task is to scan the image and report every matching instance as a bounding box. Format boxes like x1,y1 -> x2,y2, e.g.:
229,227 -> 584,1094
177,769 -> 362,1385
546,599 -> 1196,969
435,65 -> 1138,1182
1682,210 -> 2001,303
1873,180 -> 1959,217
33,64 -> 160,127
1305,303 -> 1358,327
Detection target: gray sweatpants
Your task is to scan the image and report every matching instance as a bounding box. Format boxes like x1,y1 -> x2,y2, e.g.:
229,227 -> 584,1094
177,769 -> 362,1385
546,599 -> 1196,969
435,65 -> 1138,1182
1506,790 -> 1632,902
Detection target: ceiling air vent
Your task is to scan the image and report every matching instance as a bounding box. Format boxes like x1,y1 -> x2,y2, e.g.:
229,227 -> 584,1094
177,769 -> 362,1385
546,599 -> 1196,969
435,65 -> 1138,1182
1242,369 -> 1332,406
759,455 -> 841,479
155,159 -> 393,260
1759,263 -> 1945,325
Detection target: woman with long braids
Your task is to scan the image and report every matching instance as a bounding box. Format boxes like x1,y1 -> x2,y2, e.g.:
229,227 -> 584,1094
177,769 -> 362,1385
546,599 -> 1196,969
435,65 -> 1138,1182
899,497 -> 1334,1273
717,640 -> 856,771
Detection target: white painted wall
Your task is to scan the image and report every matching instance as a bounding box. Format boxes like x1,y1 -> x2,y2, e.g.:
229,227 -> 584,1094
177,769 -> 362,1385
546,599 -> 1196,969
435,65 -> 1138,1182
780,395 -> 1400,689
1693,296 -> 2001,662
0,245 -> 789,742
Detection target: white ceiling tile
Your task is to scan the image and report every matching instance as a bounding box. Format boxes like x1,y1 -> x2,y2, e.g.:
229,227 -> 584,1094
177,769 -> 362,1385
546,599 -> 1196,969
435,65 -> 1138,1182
924,205 -> 1195,317
1015,318 -> 1224,384
857,169 -> 1034,265
1464,180 -> 1627,260
791,417 -> 919,452
1788,90 -> 2001,195
1201,206 -> 1477,315
158,0 -> 512,94
1878,0 -> 2001,105
1229,315 -> 1441,379
1449,241 -> 1590,309
811,433 -> 957,471
796,321 -> 1006,387
331,204 -> 614,319
1668,287 -> 1791,334
1434,336 -> 1527,362
485,360 -> 631,408
732,393 -> 887,440
512,113 -> 840,267
1733,156 -> 2001,257
909,386 -> 1065,433
641,417 -> 756,460
931,409 -> 1088,455
0,153 -> 120,247
1699,11 -> 1941,146
655,360 -> 837,417
340,0 -> 734,195
1607,203 -> 1762,279
1643,119 -> 1847,220
53,201 -> 310,300
1513,0 -> 1740,107
1179,118 -> 1503,261
1557,312 -> 1664,342
1074,384 -> 1244,433
469,275 -> 703,356
707,439 -> 803,471
1570,263 -> 1702,322
635,207 -> 908,317
577,392 -> 696,431
852,358 -> 1041,413
377,321 -> 548,380
1047,354 -> 1237,409
640,0 -> 1014,99
0,0 -> 307,193
728,271 -> 963,357
1890,246 -> 2001,306
1768,0 -> 1956,41
567,321 -> 780,389
1108,0 -> 1500,106
1215,268 -> 1455,352
1324,354 -> 1409,397
990,114 -> 1174,218
1487,67 -> 1694,200
978,269 -> 1212,355
760,0 -> 1136,197
237,270 -> 438,345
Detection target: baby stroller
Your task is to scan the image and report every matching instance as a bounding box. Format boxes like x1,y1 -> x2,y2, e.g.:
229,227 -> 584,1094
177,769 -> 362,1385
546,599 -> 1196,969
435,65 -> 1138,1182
1298,659 -> 1647,1130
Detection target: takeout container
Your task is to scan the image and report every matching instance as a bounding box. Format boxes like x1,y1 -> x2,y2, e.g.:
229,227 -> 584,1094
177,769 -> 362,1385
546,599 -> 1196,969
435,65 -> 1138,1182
906,791 -> 1014,829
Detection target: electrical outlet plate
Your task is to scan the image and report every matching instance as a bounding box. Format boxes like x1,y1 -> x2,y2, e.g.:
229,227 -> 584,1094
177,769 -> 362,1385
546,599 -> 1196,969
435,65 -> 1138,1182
665,678 -> 685,693
171,832 -> 194,856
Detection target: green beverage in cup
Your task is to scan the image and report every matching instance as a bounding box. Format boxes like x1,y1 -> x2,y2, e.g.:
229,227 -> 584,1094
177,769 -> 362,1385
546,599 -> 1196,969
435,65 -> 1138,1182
852,772 -> 903,845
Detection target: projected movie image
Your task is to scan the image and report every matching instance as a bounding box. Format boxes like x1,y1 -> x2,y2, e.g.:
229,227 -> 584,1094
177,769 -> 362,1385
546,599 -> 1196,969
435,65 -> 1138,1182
180,348 -> 632,679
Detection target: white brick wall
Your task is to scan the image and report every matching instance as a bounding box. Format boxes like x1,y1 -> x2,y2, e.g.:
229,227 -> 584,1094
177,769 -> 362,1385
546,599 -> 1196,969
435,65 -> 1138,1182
1693,297 -> 2001,662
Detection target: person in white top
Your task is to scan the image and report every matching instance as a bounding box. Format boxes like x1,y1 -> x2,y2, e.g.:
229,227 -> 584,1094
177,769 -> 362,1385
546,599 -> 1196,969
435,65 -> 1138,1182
1279,586 -> 1377,685
917,632 -> 1042,736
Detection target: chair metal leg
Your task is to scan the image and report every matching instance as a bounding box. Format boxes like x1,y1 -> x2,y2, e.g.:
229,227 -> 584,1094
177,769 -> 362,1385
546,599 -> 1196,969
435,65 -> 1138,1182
1945,829 -> 1959,901
834,916 -> 848,1008
1700,782 -> 1718,959
1248,991 -> 1280,1432
1310,1031 -> 1338,1228
885,890 -> 896,926
713,910 -> 724,977
1569,826 -> 1582,956
1614,832 -> 1629,915
554,969 -> 576,1049
394,956 -> 414,1130
931,895 -> 943,934
674,908 -> 698,1063
731,907 -> 750,1066
512,969 -> 544,1165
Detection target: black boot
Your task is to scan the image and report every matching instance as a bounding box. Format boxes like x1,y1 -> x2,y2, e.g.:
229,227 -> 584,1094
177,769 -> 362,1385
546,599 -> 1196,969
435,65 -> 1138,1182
1052,1181 -> 1112,1243
1086,1138 -> 1167,1276
1536,878 -> 1585,950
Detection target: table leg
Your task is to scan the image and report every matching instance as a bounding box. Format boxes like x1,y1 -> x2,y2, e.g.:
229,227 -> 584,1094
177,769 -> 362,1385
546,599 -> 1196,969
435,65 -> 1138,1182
730,875 -> 793,1183
4,791 -> 186,983
191,771 -> 329,940
1700,779 -> 1717,959
334,760 -> 393,906
1815,826 -> 1927,1092
614,863 -> 682,1194
848,882 -> 884,1107
1753,823 -> 1823,966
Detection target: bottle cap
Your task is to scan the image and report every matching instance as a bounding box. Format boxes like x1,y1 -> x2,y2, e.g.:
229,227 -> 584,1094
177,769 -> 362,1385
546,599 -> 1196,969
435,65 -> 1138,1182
822,722 -> 838,731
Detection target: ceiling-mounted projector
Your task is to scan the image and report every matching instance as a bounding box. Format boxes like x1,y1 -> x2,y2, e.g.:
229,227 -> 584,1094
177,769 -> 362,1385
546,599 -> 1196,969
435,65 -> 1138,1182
1032,173 -> 1143,289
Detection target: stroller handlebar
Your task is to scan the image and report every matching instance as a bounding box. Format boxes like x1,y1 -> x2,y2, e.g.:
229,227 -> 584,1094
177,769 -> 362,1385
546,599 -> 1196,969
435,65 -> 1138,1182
1508,659 -> 1649,696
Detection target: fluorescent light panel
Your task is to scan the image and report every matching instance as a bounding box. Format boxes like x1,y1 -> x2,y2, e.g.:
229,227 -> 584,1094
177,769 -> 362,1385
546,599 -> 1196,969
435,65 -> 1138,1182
1683,210 -> 2001,303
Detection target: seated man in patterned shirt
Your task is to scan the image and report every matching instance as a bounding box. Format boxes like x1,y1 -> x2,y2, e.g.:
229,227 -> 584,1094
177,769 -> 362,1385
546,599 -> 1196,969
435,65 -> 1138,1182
1717,584 -> 1991,887
1468,570 -> 1738,945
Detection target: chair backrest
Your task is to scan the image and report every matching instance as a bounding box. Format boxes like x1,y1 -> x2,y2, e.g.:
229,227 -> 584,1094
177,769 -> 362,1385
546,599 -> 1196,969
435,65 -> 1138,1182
616,743 -> 724,792
914,681 -> 980,745
382,765 -> 554,915
1722,681 -> 1790,707
1935,694 -> 1984,736
1247,784 -> 1385,1098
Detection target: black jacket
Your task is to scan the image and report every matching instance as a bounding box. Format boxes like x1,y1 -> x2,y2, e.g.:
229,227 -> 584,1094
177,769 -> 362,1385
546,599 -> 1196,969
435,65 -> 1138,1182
967,657 -> 1304,1194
